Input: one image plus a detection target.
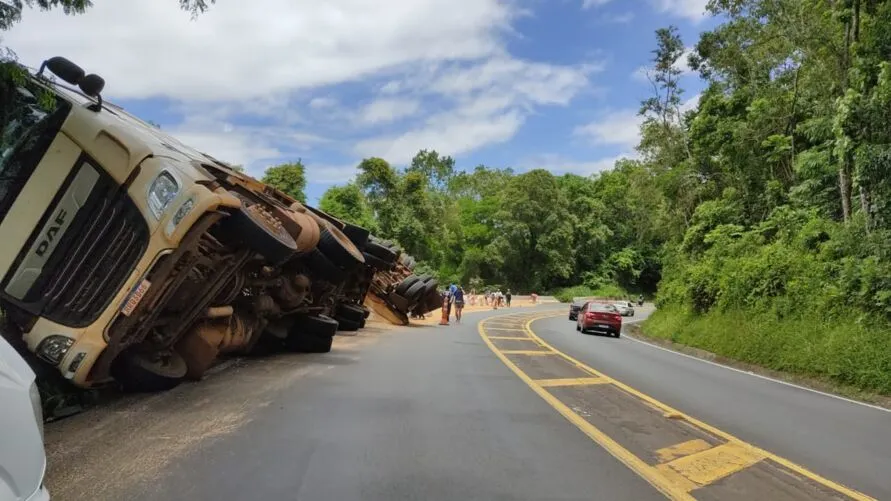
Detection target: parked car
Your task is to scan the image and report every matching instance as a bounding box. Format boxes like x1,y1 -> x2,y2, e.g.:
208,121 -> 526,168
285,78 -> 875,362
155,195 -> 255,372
612,300 -> 635,317
576,302 -> 622,338
0,336 -> 50,501
568,299 -> 587,321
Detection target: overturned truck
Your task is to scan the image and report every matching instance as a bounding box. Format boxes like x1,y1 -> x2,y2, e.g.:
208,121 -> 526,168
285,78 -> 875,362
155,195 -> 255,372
0,57 -> 441,393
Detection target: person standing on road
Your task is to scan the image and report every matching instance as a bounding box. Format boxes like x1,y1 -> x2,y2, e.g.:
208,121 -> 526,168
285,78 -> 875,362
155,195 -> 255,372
442,287 -> 453,322
453,286 -> 465,323
505,289 -> 512,307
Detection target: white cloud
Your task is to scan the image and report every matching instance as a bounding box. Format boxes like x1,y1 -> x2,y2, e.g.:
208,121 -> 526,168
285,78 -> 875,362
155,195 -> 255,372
309,97 -> 338,109
358,98 -> 421,125
653,0 -> 709,22
631,47 -> 695,82
6,0 -> 515,101
522,152 -> 639,176
582,0 -> 613,9
573,109 -> 643,148
353,56 -> 599,163
355,109 -> 523,163
680,92 -> 701,114
6,0 -> 602,169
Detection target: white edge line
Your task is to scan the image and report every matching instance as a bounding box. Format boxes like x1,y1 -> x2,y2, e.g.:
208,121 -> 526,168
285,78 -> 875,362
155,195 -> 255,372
609,318 -> 891,414
536,313 -> 891,414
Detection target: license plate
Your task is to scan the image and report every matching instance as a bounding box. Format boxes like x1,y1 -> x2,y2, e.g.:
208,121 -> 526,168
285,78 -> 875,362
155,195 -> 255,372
121,279 -> 151,316
596,324 -> 611,329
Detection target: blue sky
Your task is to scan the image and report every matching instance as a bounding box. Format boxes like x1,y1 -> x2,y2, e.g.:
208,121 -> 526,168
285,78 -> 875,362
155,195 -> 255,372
6,0 -> 719,203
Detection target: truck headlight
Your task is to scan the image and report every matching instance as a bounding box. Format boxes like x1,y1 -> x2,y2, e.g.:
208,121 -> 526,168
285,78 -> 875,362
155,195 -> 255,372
29,381 -> 44,439
166,197 -> 195,236
147,171 -> 180,219
36,335 -> 74,366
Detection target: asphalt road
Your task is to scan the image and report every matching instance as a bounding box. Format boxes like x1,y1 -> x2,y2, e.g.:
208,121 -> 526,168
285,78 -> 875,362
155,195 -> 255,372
80,306 -> 663,501
533,309 -> 891,500
46,305 -> 890,501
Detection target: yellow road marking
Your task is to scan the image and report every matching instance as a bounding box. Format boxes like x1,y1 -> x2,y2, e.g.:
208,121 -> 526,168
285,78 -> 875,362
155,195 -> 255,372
656,439 -> 713,463
662,442 -> 764,489
516,313 -> 875,501
536,377 -> 608,388
479,316 -> 695,501
655,464 -> 699,492
487,336 -> 535,340
500,349 -> 555,356
483,326 -> 529,331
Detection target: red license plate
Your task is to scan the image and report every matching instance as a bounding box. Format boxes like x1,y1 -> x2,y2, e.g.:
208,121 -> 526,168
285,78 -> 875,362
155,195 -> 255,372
121,279 -> 151,316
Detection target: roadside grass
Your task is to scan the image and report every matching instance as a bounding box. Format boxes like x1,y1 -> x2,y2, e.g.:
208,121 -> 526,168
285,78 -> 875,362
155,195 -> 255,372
551,284 -> 628,303
643,306 -> 891,397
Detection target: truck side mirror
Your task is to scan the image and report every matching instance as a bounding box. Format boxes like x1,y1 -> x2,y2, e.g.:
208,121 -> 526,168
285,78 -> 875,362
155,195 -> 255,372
40,56 -> 85,86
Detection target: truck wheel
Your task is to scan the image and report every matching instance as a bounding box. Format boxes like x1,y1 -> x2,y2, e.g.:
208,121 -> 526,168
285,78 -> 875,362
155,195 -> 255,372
359,317 -> 366,328
336,303 -> 366,323
308,249 -> 347,283
283,315 -> 338,353
341,224 -> 370,249
318,222 -> 365,271
365,240 -> 398,263
362,251 -> 393,271
395,276 -> 420,296
336,318 -> 360,332
404,280 -> 427,300
226,203 -> 298,264
112,350 -> 187,392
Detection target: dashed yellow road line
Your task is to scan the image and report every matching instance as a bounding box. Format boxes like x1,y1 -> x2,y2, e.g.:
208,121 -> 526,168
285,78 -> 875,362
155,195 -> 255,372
536,377 -> 608,388
487,335 -> 534,340
519,314 -> 875,501
478,315 -> 695,501
500,349 -> 555,356
477,312 -> 876,501
482,326 -> 529,331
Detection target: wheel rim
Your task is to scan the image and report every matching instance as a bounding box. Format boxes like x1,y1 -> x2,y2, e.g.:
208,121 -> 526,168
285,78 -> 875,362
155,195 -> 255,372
246,204 -> 296,247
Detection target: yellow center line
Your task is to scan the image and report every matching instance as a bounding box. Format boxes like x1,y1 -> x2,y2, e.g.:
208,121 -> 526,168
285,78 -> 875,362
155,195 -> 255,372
479,313 -> 695,501
486,336 -> 535,340
499,349 -> 555,356
515,313 -> 876,501
536,377 -> 609,388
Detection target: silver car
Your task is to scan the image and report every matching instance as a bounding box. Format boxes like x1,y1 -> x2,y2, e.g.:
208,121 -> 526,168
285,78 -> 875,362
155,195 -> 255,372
612,301 -> 635,317
0,336 -> 50,501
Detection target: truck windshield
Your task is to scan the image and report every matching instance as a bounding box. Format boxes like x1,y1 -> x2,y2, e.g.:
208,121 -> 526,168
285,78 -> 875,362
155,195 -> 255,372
0,77 -> 72,220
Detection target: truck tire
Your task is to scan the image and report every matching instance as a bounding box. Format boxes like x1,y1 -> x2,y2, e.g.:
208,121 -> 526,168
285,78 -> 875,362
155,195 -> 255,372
112,350 -> 188,392
336,303 -> 366,323
362,251 -> 393,271
283,315 -> 338,353
308,249 -> 347,283
226,203 -> 298,264
365,240 -> 398,263
318,222 -> 365,271
341,224 -> 370,249
336,318 -> 360,332
395,276 -> 420,296
404,280 -> 427,300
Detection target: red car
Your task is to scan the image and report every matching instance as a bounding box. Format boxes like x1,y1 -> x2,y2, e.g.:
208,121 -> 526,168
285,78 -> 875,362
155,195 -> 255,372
575,301 -> 622,338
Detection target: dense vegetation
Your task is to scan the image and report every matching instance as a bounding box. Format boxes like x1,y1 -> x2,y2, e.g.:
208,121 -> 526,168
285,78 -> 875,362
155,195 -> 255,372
320,0 -> 891,393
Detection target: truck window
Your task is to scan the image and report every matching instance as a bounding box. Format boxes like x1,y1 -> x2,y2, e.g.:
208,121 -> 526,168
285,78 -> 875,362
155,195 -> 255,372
0,77 -> 72,221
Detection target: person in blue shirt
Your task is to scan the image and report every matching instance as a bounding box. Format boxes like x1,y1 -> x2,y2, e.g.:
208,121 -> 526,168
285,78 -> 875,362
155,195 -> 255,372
452,285 -> 465,323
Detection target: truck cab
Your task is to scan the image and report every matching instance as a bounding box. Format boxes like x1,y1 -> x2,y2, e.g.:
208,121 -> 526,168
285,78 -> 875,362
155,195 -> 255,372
0,57 -> 369,391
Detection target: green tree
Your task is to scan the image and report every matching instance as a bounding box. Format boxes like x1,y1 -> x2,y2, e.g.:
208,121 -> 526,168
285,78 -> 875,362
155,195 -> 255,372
318,183 -> 378,231
262,161 -> 306,202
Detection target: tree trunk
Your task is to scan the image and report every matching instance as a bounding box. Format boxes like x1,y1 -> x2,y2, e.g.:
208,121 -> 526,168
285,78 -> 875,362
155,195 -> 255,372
839,154 -> 853,222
